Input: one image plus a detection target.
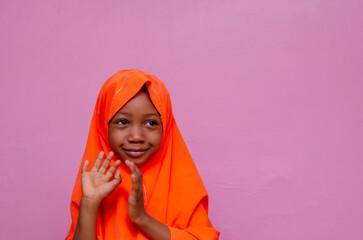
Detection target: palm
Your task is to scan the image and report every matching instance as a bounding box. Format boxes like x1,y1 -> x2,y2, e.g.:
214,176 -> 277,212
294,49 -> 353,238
82,172 -> 115,200
125,160 -> 147,224
81,151 -> 122,203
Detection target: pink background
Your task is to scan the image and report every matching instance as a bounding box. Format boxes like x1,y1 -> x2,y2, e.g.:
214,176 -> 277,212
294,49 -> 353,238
1,0 -> 362,239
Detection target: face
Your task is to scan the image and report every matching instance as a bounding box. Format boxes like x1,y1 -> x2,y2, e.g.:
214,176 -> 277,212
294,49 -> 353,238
108,90 -> 163,165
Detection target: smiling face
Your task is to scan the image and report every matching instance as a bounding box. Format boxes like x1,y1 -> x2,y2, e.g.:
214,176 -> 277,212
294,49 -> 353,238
108,89 -> 163,165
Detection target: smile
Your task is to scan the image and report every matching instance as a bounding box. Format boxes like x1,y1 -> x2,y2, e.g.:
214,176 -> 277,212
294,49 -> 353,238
122,148 -> 149,158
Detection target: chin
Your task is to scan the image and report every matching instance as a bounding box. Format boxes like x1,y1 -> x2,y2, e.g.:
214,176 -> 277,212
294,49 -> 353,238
120,155 -> 149,166
129,158 -> 145,165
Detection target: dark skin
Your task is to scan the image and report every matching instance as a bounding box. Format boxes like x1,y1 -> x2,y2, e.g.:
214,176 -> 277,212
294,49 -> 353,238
72,152 -> 170,240
73,151 -> 121,240
73,91 -> 170,240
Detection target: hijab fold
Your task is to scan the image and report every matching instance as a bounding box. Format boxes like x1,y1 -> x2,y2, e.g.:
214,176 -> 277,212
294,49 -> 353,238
66,69 -> 219,240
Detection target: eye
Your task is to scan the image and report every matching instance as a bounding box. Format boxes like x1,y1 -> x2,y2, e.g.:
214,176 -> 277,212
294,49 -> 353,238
145,120 -> 159,127
115,119 -> 129,125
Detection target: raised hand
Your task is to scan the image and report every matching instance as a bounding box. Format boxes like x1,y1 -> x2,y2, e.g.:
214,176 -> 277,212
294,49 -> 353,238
124,160 -> 171,240
81,151 -> 122,205
125,160 -> 147,225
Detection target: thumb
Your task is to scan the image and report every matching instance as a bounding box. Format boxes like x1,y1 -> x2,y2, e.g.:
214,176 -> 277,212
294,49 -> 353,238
109,170 -> 122,189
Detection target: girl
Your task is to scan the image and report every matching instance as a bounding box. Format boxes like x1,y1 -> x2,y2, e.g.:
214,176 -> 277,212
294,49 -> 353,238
66,70 -> 219,240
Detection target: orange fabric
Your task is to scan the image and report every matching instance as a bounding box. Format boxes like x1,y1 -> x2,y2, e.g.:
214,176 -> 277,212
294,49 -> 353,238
66,70 -> 219,240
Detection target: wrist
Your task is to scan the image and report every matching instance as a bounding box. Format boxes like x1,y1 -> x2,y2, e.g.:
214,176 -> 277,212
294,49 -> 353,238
132,211 -> 150,228
80,196 -> 102,210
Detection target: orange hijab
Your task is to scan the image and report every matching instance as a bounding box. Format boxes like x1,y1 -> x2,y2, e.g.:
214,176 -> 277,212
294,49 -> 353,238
66,70 -> 219,240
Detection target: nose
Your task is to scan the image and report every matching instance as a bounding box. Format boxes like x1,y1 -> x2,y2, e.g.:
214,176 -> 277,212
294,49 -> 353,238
127,125 -> 145,143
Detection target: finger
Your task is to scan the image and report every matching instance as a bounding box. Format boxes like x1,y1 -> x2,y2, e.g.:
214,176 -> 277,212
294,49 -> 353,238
125,160 -> 136,176
125,160 -> 140,191
99,151 -> 114,174
134,164 -> 143,182
132,163 -> 143,187
105,160 -> 121,179
106,170 -> 122,191
114,170 -> 121,181
82,160 -> 89,173
91,151 -> 105,172
129,162 -> 141,192
134,165 -> 144,198
125,159 -> 131,168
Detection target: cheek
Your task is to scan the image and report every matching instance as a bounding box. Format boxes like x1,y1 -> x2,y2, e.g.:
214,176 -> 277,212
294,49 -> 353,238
152,131 -> 163,150
108,128 -> 124,148
108,133 -> 116,150
108,128 -> 114,144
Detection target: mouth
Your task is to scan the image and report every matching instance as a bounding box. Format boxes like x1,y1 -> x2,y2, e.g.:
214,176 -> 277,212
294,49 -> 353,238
122,148 -> 149,158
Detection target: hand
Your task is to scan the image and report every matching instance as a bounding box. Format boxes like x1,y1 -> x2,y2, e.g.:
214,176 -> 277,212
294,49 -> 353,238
81,151 -> 121,205
125,160 -> 147,225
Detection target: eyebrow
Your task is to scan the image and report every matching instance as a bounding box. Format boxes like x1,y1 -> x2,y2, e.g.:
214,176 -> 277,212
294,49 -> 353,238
117,111 -> 130,115
144,113 -> 161,117
117,112 -> 160,117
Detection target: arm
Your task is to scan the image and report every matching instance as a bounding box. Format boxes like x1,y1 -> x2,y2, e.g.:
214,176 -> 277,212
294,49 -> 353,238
72,197 -> 100,240
126,160 -> 219,240
134,213 -> 171,240
125,160 -> 171,240
73,152 -> 122,240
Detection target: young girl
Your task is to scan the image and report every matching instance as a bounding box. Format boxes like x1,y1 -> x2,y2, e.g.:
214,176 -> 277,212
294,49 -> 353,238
66,70 -> 219,240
